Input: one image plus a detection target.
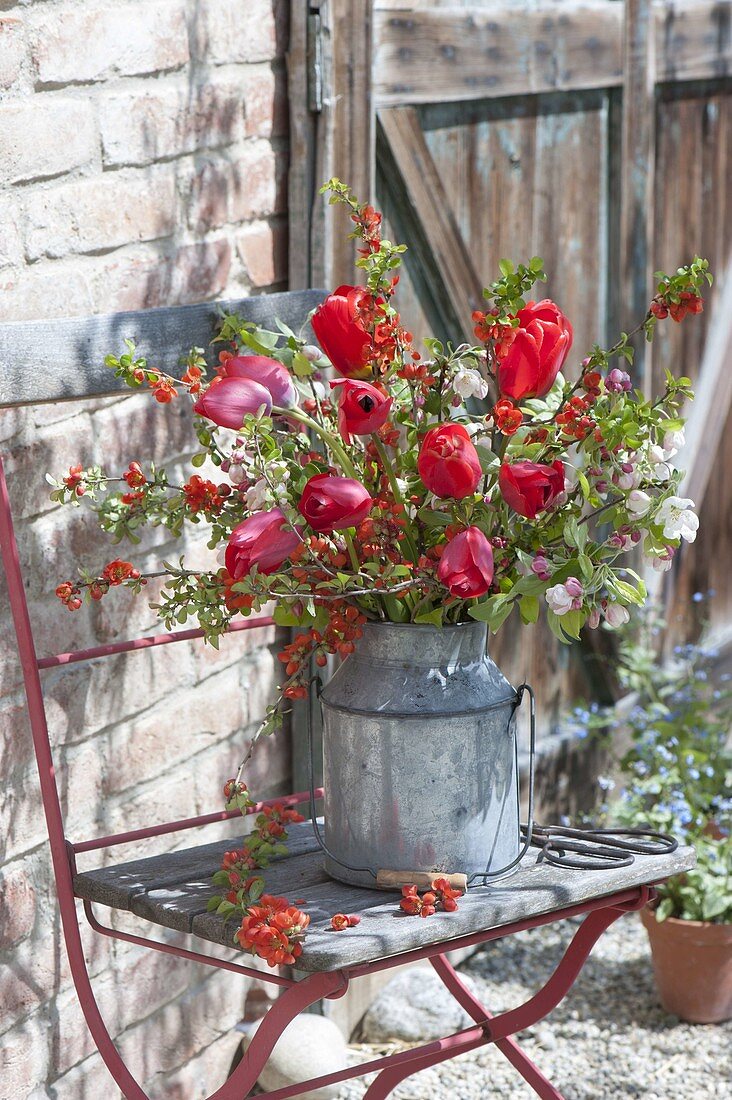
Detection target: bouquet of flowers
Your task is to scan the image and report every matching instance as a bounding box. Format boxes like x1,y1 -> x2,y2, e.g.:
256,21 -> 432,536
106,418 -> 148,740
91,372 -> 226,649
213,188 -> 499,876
52,179 -> 709,745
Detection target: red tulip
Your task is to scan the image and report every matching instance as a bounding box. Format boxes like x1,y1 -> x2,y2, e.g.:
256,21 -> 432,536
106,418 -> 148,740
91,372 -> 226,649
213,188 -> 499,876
498,460 -> 565,519
437,527 -> 494,598
298,474 -> 373,533
224,355 -> 297,408
311,285 -> 373,379
497,299 -> 573,401
225,508 -> 301,579
418,424 -> 482,500
194,376 -> 272,428
330,378 -> 393,443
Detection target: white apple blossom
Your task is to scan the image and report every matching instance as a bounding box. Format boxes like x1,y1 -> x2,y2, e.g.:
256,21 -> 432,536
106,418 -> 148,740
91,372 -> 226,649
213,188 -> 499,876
656,496 -> 699,543
604,603 -> 630,627
617,469 -> 640,491
662,427 -> 685,458
546,583 -> 575,616
245,461 -> 290,511
627,489 -> 652,516
453,367 -> 489,401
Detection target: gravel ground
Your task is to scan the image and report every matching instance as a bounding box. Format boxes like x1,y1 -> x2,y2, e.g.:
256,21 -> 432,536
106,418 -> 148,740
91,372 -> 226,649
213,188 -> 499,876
336,912 -> 731,1099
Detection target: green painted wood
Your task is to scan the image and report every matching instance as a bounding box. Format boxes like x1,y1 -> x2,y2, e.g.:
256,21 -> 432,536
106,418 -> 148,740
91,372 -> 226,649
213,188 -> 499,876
0,290 -> 326,408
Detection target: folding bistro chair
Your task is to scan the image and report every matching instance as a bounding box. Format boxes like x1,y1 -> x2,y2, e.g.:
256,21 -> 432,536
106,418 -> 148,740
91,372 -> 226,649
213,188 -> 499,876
0,292 -> 694,1100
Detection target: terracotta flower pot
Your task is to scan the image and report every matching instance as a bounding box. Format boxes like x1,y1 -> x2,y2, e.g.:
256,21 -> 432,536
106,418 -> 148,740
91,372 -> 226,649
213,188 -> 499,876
641,905 -> 732,1023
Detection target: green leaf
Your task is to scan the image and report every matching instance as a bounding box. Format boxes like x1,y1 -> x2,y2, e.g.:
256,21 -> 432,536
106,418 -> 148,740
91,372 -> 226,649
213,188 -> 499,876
191,453 -> 207,468
414,607 -> 444,627
498,258 -> 514,277
519,594 -> 539,624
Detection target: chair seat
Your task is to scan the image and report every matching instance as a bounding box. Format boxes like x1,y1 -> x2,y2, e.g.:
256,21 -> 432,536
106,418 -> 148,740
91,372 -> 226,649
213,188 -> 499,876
73,821 -> 695,973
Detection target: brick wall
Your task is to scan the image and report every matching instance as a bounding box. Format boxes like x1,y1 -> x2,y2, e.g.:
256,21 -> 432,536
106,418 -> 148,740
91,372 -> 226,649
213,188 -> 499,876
0,2 -> 292,1096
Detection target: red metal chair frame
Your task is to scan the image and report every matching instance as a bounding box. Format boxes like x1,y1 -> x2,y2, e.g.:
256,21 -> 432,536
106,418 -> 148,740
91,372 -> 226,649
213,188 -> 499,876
1,443 -> 657,1100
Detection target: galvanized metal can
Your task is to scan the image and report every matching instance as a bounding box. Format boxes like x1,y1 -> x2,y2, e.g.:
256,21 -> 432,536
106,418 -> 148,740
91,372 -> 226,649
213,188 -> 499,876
320,621 -> 520,888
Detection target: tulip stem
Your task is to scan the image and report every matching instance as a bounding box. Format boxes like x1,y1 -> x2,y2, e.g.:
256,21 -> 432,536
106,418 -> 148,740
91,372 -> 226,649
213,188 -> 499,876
282,407 -> 359,479
343,529 -> 361,575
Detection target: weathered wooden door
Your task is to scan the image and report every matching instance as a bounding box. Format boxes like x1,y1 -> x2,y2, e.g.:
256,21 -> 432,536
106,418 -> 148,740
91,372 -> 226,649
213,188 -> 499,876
289,0 -> 732,747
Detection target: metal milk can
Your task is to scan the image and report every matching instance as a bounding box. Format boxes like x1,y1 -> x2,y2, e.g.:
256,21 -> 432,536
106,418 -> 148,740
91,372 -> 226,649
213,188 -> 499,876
319,620 -> 521,888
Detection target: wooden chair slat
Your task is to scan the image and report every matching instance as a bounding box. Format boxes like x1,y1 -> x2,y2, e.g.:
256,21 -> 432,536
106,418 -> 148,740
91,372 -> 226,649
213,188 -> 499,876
0,289 -> 326,408
73,824 -> 695,972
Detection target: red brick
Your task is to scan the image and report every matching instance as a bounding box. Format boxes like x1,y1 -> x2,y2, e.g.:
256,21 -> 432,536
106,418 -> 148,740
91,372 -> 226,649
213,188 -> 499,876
31,1 -> 189,85
24,170 -> 177,260
236,219 -> 288,288
187,144 -> 285,232
0,1018 -> 50,1096
191,0 -> 289,65
0,260 -> 93,321
103,665 -> 248,795
0,16 -> 25,91
100,79 -> 245,167
243,64 -> 289,139
0,97 -> 97,185
0,862 -> 37,950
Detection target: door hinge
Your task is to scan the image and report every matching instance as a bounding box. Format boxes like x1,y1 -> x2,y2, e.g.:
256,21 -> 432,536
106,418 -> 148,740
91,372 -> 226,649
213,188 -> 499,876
307,9 -> 323,113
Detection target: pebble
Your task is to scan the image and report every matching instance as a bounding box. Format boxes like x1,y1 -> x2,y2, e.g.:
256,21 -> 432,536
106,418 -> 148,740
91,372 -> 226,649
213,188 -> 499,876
335,912 -> 731,1098
246,1012 -> 348,1100
359,966 -> 481,1043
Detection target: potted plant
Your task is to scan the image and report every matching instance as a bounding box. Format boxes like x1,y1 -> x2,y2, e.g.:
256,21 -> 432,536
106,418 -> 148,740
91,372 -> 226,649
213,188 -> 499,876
607,613 -> 732,1023
51,179 -> 710,910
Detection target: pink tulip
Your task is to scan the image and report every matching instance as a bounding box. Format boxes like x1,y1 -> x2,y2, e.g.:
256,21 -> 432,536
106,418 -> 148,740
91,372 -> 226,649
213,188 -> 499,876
437,527 -> 494,598
225,355 -> 297,408
194,376 -> 272,429
225,508 -> 301,579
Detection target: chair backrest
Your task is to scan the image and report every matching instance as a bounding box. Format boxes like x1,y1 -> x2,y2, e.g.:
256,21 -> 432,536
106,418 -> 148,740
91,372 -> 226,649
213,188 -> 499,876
0,288 -> 325,852
0,288 -> 326,407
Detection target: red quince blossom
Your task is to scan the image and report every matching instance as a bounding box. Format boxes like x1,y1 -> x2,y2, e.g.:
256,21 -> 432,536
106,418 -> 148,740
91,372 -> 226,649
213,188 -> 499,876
418,424 -> 482,500
225,508 -> 302,579
123,461 -> 146,488
496,299 -> 573,401
63,464 -> 86,496
298,473 -> 373,533
235,896 -> 310,967
492,398 -> 523,435
330,378 -> 393,444
437,526 -> 495,599
331,913 -> 350,931
311,285 -> 374,379
498,460 -> 565,519
400,885 -> 437,917
55,582 -> 82,611
183,475 -> 226,514
102,559 -> 140,585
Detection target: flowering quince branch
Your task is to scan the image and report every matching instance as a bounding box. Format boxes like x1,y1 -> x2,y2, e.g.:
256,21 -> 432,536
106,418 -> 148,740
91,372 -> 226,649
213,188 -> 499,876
52,178 -> 710,736
399,878 -> 463,917
205,779 -> 311,966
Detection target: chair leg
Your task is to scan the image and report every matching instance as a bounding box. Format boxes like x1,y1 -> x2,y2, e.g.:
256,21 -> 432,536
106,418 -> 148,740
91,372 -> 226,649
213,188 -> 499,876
364,899 -> 635,1100
431,954 -> 565,1100
205,969 -> 349,1100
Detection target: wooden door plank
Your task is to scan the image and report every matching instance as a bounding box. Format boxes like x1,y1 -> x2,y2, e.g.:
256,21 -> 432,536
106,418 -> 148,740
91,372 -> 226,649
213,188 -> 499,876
373,2 -> 624,107
677,255 -> 732,507
378,106 -> 484,335
311,0 -> 375,289
620,0 -> 657,391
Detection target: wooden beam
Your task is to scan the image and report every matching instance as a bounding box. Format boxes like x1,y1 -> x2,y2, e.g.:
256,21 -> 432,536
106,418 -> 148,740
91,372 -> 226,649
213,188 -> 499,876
677,254 -> 732,507
312,0 -> 375,288
373,2 -> 624,107
377,107 -> 484,337
287,1 -> 317,289
655,0 -> 732,83
620,0 -> 657,392
0,290 -> 326,407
